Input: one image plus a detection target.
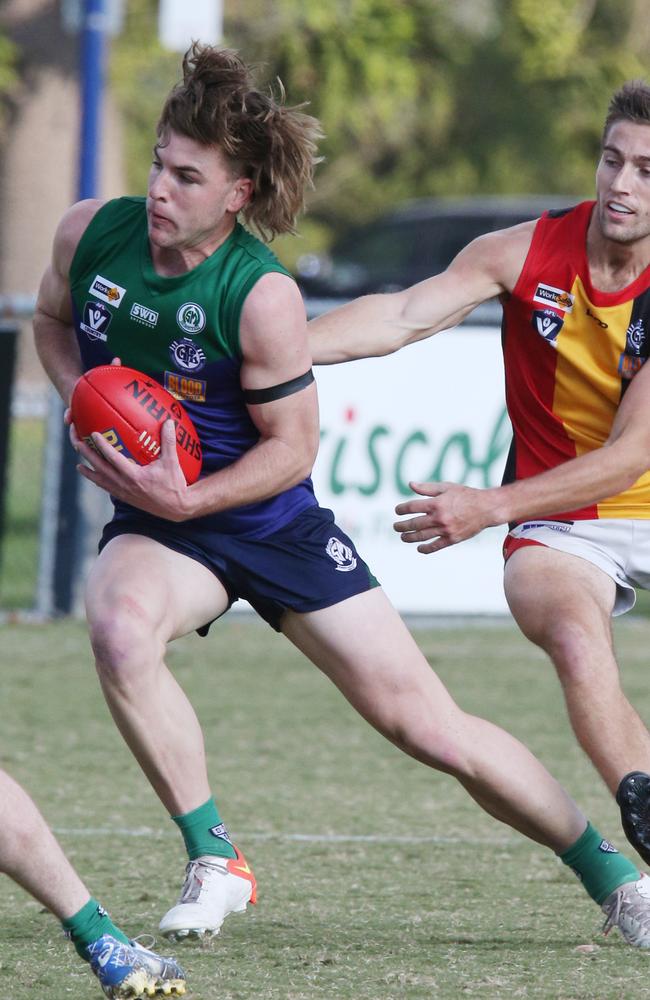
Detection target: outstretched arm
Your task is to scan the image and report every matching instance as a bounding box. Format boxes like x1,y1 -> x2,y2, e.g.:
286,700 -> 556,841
308,222 -> 535,363
395,361 -> 650,553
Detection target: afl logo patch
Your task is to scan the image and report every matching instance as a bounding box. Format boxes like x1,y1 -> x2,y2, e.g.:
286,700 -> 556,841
169,338 -> 207,372
533,283 -> 574,313
532,308 -> 563,345
80,301 -> 112,342
176,302 -> 206,335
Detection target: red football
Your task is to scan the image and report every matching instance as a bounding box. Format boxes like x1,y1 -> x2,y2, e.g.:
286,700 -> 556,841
70,365 -> 202,485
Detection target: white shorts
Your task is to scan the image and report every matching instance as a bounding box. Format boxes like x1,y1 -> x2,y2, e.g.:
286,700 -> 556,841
504,519 -> 650,616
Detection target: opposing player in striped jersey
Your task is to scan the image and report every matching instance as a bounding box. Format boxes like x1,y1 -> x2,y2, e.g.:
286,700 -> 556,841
309,80 -> 650,865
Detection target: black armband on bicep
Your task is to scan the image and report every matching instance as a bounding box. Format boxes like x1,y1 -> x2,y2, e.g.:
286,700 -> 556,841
242,368 -> 315,404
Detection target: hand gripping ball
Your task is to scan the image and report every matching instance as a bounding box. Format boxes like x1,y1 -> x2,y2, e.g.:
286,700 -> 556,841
70,365 -> 202,485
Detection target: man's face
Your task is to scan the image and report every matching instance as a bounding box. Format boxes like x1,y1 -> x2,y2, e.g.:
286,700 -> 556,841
595,120 -> 650,245
146,130 -> 251,251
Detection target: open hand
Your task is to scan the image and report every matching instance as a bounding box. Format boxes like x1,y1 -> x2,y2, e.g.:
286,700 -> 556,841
393,480 -> 494,553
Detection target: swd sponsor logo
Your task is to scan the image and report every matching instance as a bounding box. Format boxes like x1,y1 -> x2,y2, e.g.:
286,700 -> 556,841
130,302 -> 159,328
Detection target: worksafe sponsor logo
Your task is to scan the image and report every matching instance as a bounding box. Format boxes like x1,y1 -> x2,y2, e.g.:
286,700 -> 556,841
130,302 -> 159,328
80,301 -> 112,341
533,283 -> 574,313
88,274 -> 126,307
177,302 -> 206,335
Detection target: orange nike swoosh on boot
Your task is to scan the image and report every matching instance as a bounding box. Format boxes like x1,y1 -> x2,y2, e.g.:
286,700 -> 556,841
227,846 -> 257,904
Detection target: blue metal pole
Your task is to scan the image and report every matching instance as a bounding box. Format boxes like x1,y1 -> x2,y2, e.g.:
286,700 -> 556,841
53,0 -> 108,615
78,0 -> 107,199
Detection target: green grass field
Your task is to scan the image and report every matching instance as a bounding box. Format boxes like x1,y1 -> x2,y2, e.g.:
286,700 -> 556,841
2,616 -> 650,999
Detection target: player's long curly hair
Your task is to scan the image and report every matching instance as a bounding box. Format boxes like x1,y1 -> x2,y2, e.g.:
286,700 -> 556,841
157,43 -> 323,241
603,80 -> 650,142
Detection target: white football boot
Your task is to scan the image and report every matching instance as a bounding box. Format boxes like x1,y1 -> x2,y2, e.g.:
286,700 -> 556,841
159,846 -> 257,942
602,873 -> 650,947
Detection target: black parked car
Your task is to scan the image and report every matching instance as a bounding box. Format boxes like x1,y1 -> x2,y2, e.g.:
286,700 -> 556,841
296,195 -> 575,318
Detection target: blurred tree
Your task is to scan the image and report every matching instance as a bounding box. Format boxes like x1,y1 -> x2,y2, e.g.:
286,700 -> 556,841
111,0 -> 649,258
0,31 -> 18,139
110,0 -> 178,196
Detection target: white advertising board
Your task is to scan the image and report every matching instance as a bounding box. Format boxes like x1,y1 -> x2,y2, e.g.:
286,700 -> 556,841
311,325 -> 512,614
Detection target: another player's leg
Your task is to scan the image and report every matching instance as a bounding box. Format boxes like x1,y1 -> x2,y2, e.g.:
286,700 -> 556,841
0,770 -> 186,997
505,545 -> 650,862
281,588 -> 650,946
85,534 -> 256,942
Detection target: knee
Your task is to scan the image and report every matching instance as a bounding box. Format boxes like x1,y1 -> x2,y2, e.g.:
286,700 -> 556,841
387,707 -> 472,777
88,595 -> 162,687
536,618 -> 609,686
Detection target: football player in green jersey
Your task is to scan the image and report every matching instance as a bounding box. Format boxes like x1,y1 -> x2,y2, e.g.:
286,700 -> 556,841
34,48 -> 650,949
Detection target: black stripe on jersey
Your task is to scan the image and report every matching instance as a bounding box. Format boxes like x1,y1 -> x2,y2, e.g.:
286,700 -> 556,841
243,368 -> 315,404
620,287 -> 650,399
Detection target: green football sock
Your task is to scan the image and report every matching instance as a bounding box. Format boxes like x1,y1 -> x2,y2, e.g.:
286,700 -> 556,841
172,797 -> 237,860
560,822 -> 640,905
62,897 -> 130,961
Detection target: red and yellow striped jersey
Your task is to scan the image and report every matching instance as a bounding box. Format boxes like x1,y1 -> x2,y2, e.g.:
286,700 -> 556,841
502,200 -> 650,519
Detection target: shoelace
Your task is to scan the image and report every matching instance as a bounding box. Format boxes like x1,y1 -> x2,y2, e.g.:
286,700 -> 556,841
179,858 -> 227,904
127,935 -> 184,979
129,934 -> 157,953
602,883 -> 650,938
602,889 -> 623,936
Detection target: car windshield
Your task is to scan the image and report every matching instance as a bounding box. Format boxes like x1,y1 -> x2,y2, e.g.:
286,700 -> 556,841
320,210 -> 544,292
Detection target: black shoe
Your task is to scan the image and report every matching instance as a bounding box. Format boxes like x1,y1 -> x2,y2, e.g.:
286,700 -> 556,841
616,771 -> 650,866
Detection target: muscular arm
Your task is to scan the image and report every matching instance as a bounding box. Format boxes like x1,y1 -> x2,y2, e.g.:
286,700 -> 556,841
395,361 -> 650,553
33,199 -> 103,404
75,272 -> 320,520
187,271 -> 319,513
308,222 -> 535,364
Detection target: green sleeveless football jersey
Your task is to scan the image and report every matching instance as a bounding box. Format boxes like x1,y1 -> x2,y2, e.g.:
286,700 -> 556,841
69,196 -> 317,536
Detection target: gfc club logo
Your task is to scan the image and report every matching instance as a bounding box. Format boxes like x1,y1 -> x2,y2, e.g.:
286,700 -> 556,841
169,338 -> 207,372
326,537 -> 357,572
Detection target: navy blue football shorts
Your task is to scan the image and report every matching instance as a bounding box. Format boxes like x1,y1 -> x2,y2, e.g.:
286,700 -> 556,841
99,505 -> 379,633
